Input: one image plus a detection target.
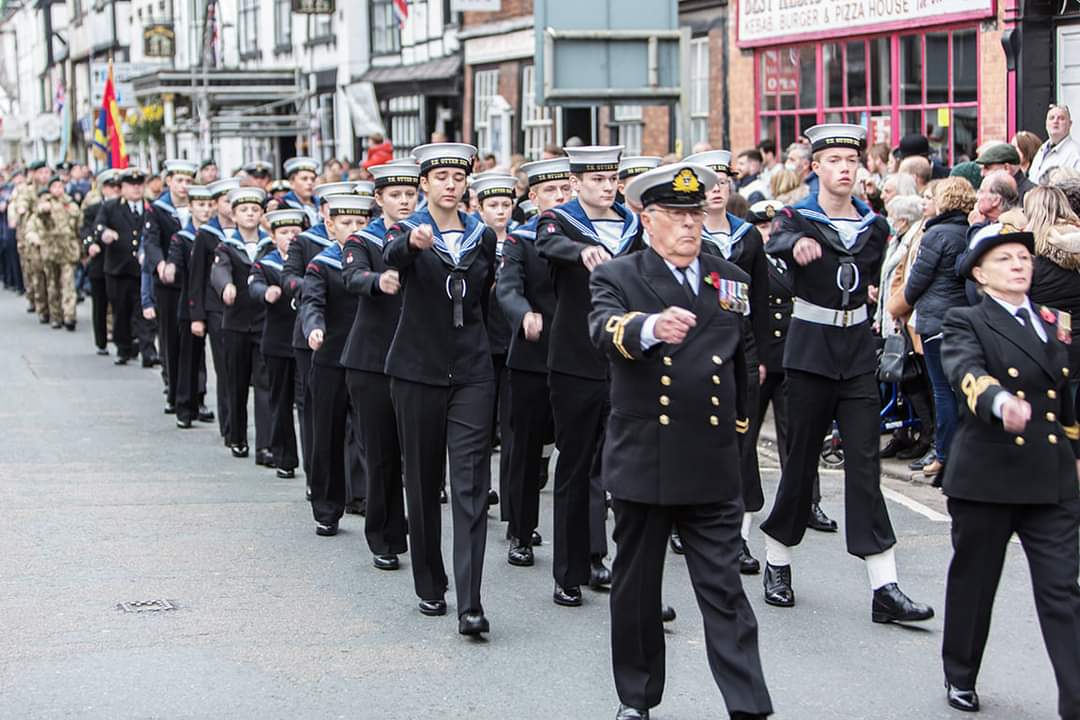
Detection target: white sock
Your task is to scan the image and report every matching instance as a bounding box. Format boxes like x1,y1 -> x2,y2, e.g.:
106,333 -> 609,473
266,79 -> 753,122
741,512 -> 753,541
865,547 -> 898,590
764,535 -> 793,567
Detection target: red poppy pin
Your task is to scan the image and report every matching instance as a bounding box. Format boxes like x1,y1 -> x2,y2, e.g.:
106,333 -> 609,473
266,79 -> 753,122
345,252 -> 354,264
1040,306 -> 1056,324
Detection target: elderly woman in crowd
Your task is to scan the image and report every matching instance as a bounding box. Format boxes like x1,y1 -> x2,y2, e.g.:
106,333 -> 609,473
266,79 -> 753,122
882,172 -> 918,207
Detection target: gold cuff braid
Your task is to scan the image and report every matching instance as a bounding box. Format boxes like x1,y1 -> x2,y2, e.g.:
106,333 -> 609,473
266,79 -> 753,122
960,373 -> 999,414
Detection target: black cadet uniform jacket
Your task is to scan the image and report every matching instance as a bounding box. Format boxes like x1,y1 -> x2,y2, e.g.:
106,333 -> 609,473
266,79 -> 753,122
766,196 -> 888,379
762,255 -> 794,374
188,220 -> 227,322
588,248 -> 749,506
82,199 -> 105,280
143,195 -> 183,287
341,220 -> 402,373
497,217 -> 557,375
941,296 -> 1080,505
535,200 -> 644,380
210,230 -> 273,334
167,225 -> 197,320
300,243 -> 358,368
248,249 -> 297,359
701,214 -> 770,358
382,212 -> 498,386
93,197 -> 147,277
283,224 -> 332,351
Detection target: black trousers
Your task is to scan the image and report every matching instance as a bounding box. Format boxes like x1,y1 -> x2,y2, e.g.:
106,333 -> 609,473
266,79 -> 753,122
611,497 -> 774,715
223,329 -> 271,449
265,354 -> 299,471
493,355 -> 512,521
943,497 -> 1080,718
105,274 -> 138,358
176,319 -> 205,423
347,369 -> 408,556
308,363 -> 350,525
135,308 -> 158,362
507,369 -> 552,544
206,311 -> 230,439
390,377 -> 494,615
760,370 -> 895,557
549,371 -> 610,589
345,416 -> 366,506
294,347 -> 314,477
89,276 -> 108,351
744,371 -> 822,508
156,285 -> 181,405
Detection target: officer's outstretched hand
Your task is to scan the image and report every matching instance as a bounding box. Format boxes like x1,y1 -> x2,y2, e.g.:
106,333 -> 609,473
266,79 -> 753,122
523,311 -> 543,341
101,228 -> 119,244
793,237 -> 822,266
655,307 -> 697,345
581,245 -> 612,272
1000,395 -> 1031,434
142,307 -> 156,320
411,224 -> 435,250
378,269 -> 401,295
265,286 -> 282,304
308,329 -> 324,351
222,283 -> 237,306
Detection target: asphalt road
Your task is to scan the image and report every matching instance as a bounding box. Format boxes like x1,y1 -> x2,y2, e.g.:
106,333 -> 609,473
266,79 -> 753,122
0,293 -> 1063,719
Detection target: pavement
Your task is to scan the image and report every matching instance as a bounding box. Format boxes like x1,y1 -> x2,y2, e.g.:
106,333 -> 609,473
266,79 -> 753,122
0,292 -> 1063,719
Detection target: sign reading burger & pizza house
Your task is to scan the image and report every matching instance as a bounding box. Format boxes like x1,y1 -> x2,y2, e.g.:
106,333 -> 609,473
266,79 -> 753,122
737,0 -> 995,47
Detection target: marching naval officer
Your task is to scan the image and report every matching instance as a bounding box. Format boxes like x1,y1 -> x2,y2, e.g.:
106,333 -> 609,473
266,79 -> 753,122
589,162 -> 772,720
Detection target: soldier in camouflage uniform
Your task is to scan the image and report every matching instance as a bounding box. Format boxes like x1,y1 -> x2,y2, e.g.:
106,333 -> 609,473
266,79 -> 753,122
29,176 -> 82,330
11,161 -> 52,319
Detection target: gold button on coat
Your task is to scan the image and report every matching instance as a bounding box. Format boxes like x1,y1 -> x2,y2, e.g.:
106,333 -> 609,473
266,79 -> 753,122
1015,436 -> 1025,446
1017,391 -> 1026,399
659,414 -> 670,425
774,330 -> 782,337
1047,412 -> 1057,422
1008,367 -> 1019,378
1049,434 -> 1059,444
659,395 -> 670,406
712,375 -> 720,384
774,312 -> 782,320
711,396 -> 719,406
663,357 -> 672,366
710,416 -> 719,426
1049,389 -> 1058,399
661,375 -> 671,386
1065,368 -> 1071,377
712,355 -> 722,365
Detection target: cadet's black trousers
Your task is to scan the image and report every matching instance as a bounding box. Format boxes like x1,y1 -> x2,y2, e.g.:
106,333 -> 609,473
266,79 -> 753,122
205,311 -> 229,438
943,497 -> 1080,718
507,369 -> 552,545
391,377 -> 494,616
105,274 -> 138,358
294,347 -> 313,477
492,354 -> 512,521
549,371 -> 610,589
89,276 -> 108,351
760,370 -> 895,557
155,283 -> 181,406
347,369 -> 407,556
223,329 -> 270,449
175,318 -> 205,423
265,354 -> 298,471
308,363 -> 349,525
611,497 -> 773,715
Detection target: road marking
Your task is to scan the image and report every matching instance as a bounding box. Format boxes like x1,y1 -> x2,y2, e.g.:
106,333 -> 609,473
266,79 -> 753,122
881,486 -> 950,522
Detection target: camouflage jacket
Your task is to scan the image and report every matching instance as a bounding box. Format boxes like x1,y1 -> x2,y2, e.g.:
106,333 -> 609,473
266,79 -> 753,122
11,182 -> 43,239
28,194 -> 82,264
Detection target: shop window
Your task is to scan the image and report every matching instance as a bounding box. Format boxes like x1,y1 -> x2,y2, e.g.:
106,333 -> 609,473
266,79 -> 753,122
473,69 -> 500,155
952,29 -> 978,103
372,0 -> 402,55
613,105 -> 644,156
385,95 -> 421,156
521,65 -> 555,160
689,37 -> 710,147
869,37 -> 891,107
307,10 -> 333,43
900,35 -> 922,105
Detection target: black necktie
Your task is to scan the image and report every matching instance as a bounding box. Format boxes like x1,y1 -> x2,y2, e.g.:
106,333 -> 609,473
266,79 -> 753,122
1015,307 -> 1043,344
677,267 -> 696,306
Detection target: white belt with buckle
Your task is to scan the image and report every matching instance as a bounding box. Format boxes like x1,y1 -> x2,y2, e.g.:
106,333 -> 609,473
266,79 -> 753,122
792,298 -> 868,327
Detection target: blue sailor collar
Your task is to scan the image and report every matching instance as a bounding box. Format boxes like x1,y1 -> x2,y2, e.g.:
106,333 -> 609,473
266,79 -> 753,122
283,190 -> 320,226
551,199 -> 639,256
398,207 -> 487,266
177,221 -> 197,242
223,227 -> 272,253
355,217 -> 388,247
312,241 -> 343,270
153,191 -> 179,219
299,222 -> 332,248
258,248 -> 285,271
510,214 -> 540,241
793,192 -> 878,236
203,216 -> 225,240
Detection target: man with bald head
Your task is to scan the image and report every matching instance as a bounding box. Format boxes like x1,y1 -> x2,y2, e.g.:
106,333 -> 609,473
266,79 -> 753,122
970,170 -> 1019,226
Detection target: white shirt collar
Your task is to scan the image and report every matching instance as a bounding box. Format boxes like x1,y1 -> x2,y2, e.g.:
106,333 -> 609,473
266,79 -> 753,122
987,293 -> 1047,342
662,256 -> 700,293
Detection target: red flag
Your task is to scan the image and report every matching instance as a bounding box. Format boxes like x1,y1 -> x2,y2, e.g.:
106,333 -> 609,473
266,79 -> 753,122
96,63 -> 128,169
393,0 -> 408,28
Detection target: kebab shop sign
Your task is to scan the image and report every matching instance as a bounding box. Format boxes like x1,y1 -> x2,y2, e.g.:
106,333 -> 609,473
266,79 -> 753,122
737,0 -> 993,46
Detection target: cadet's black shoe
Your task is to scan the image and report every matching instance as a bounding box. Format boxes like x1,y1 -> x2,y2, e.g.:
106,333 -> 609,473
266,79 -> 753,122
64,322 -> 76,332
553,584 -> 583,607
807,503 -> 838,532
669,528 -> 685,555
616,703 -> 649,720
872,583 -> 934,624
163,402 -> 176,415
315,522 -> 338,536
487,488 -> 499,506
175,418 -> 193,429
418,599 -> 447,616
142,354 -> 160,368
96,348 -> 109,356
254,448 -> 275,467
276,468 -> 296,479
230,444 -> 249,458
345,498 -> 366,516
661,604 -> 676,623
589,557 -> 612,589
530,530 -> 543,546
739,541 -> 761,575
439,487 -> 448,504
458,612 -> 490,636
945,682 -> 979,712
508,544 -> 534,567
197,405 -> 215,422
763,563 -> 795,607
114,356 -> 128,366
373,554 -> 399,570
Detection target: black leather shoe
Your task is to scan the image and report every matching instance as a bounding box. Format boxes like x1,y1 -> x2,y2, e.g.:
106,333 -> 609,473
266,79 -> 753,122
315,522 -> 338,537
418,599 -> 447,616
163,402 -> 176,415
487,488 -> 499,506
763,563 -> 795,607
113,356 -> 128,366
508,544 -> 534,567
661,604 -> 676,623
945,682 -> 979,712
197,405 -> 215,422
669,528 -> 685,555
553,584 -> 583,607
872,583 -> 934,623
175,418 -> 193,429
458,612 -> 490,636
616,703 -> 649,720
255,448 -> 275,467
730,713 -> 768,720
909,448 -> 936,471
345,498 -> 366,516
142,354 -> 160,368
96,348 -> 109,356
589,557 -> 612,589
530,530 -> 543,546
739,541 -> 761,575
64,322 -> 76,332
896,438 -> 931,461
230,444 -> 249,458
276,468 -> 296,479
880,430 -> 914,459
807,503 -> 838,532
373,554 -> 399,570
439,487 -> 448,504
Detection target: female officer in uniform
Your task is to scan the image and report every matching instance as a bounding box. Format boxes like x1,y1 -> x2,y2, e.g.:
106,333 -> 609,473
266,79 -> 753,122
940,222 -> 1080,716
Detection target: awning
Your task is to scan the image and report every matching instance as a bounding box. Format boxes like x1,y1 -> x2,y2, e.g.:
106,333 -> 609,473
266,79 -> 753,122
342,82 -> 385,137
360,55 -> 462,95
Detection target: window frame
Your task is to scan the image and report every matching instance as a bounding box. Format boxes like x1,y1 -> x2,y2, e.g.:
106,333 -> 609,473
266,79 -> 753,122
521,64 -> 556,161
689,36 -> 710,148
473,68 -> 500,156
612,105 -> 644,156
383,95 -> 422,157
237,0 -> 261,60
371,0 -> 402,56
274,0 -> 292,54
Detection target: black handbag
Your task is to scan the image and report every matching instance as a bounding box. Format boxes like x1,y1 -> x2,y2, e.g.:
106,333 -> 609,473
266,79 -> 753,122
877,332 -> 907,383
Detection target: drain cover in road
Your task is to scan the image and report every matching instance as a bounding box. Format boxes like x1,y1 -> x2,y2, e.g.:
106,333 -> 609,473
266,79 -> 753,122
116,599 -> 178,613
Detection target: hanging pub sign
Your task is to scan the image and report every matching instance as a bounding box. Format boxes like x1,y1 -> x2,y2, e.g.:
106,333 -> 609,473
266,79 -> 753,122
143,22 -> 176,58
292,0 -> 335,13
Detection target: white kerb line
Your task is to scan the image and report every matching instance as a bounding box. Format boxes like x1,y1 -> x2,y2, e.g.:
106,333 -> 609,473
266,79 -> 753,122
881,486 -> 950,523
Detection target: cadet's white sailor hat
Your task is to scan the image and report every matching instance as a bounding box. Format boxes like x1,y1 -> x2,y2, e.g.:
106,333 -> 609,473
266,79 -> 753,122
746,199 -> 784,224
326,194 -> 375,217
618,156 -> 662,180
471,173 -> 516,201
354,180 -> 375,197
959,222 -> 1035,280
227,186 -> 267,207
625,163 -> 718,209
519,198 -> 539,218
804,124 -> 867,153
520,158 -> 570,187
242,160 -> 275,177
684,150 -> 734,176
208,177 -> 241,198
369,162 -> 421,189
97,168 -> 121,186
565,146 -> 623,174
164,159 -> 199,178
412,143 -> 478,175
269,179 -> 290,193
283,156 -> 320,177
313,182 -> 356,203
119,167 -> 148,184
187,185 -> 213,201
265,209 -> 307,229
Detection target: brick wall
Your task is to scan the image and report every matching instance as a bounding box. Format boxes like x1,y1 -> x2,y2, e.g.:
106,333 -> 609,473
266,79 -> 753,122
979,8 -> 1009,143
463,60 -> 525,146
462,0 -> 533,26
642,106 -> 671,156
